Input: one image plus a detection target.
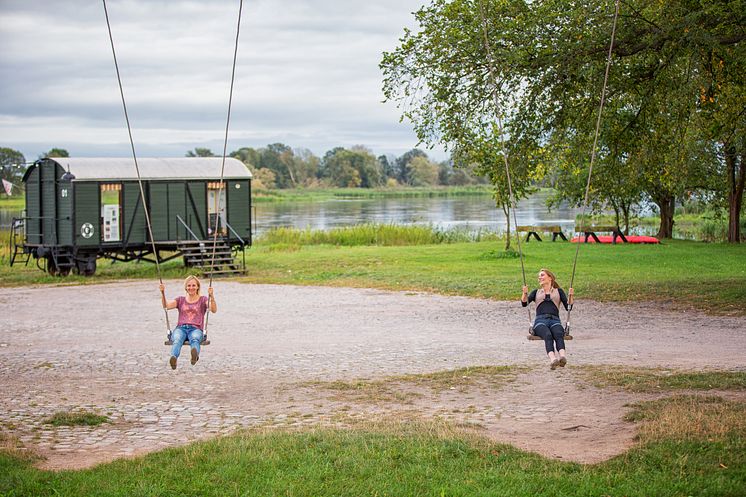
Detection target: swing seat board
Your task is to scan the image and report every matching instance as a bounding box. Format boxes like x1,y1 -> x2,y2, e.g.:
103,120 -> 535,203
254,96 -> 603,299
164,339 -> 210,346
528,334 -> 573,341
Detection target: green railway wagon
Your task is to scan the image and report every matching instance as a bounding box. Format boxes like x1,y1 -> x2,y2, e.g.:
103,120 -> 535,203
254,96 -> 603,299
11,157 -> 253,276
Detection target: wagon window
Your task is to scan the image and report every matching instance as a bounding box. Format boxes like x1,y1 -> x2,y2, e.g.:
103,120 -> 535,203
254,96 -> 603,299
100,183 -> 122,242
207,182 -> 227,236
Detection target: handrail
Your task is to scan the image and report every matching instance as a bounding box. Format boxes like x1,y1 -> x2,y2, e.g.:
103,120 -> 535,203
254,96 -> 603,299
223,219 -> 246,247
175,214 -> 200,242
222,219 -> 246,271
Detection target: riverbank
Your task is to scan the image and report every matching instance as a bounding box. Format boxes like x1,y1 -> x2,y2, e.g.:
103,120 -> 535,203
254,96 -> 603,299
252,185 -> 494,202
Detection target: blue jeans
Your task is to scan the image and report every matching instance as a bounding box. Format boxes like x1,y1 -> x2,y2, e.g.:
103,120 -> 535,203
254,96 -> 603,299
170,325 -> 203,358
533,315 -> 565,354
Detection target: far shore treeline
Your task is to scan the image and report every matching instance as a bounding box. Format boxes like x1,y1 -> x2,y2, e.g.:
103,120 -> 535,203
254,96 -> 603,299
1,141 -> 744,243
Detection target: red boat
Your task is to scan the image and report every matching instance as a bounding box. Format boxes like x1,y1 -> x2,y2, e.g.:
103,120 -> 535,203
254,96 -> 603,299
571,235 -> 660,244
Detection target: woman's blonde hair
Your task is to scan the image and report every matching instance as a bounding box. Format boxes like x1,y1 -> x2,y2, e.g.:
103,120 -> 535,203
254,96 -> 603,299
183,275 -> 201,294
539,268 -> 560,289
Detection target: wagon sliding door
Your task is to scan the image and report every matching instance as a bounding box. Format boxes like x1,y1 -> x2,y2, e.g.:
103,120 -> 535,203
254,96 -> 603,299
226,179 -> 251,242
74,183 -> 99,248
148,182 -> 187,242
186,182 -> 207,239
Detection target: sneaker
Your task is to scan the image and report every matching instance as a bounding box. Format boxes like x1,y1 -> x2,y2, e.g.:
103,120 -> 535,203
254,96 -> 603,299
558,357 -> 567,367
190,348 -> 199,365
550,358 -> 559,370
169,356 -> 177,370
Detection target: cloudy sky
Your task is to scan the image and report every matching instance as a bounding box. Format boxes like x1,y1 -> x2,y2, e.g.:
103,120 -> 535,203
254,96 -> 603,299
0,0 -> 444,162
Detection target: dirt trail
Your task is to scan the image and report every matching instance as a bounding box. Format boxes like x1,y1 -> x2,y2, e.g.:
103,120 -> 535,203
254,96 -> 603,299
1,281 -> 744,469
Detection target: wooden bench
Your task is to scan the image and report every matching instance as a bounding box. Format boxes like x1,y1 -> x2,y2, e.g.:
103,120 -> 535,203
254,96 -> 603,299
516,225 -> 567,242
576,225 -> 628,244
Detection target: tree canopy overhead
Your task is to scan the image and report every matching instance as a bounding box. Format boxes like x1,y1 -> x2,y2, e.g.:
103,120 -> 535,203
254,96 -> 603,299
381,0 -> 745,241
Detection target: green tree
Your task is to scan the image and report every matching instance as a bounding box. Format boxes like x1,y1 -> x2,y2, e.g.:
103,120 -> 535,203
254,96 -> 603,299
381,0 -> 535,236
256,143 -> 296,188
230,147 -> 260,168
0,147 -> 26,186
42,148 -> 69,158
185,148 -> 215,157
394,149 -> 428,185
321,147 -> 382,188
408,156 -> 439,186
382,0 -> 745,241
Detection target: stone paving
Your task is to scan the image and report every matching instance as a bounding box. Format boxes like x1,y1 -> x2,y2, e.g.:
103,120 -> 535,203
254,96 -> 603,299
2,281 -> 745,469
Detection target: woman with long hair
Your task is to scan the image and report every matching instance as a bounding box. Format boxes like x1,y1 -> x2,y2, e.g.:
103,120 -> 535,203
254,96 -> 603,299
521,268 -> 573,369
160,275 -> 217,370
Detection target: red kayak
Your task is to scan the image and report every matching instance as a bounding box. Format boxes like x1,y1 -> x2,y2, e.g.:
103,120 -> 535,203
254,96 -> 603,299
571,235 -> 660,244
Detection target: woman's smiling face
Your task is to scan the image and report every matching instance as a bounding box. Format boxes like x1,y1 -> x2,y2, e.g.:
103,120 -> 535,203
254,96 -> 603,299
185,280 -> 199,296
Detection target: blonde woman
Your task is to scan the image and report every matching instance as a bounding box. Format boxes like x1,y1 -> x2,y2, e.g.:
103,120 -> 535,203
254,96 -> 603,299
160,275 -> 217,370
521,268 -> 573,369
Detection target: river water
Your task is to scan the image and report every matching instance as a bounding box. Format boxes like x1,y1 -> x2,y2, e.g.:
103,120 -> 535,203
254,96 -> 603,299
253,190 -> 580,236
1,190 -> 583,236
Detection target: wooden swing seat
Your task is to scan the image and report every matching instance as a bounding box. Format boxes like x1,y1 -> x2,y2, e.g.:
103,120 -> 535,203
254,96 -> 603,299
527,323 -> 573,341
164,335 -> 210,346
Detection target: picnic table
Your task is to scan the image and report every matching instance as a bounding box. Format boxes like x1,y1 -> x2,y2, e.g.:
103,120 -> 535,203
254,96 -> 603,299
516,225 -> 568,242
576,225 -> 628,244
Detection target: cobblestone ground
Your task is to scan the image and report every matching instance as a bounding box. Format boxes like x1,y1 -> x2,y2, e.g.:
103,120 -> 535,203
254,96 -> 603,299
1,281 -> 744,469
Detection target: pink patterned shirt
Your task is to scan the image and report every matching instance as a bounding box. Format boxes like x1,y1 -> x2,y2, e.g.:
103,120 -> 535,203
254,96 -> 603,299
176,296 -> 208,329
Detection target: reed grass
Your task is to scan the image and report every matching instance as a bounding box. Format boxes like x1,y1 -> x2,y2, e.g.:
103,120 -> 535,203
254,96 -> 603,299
257,224 -> 501,247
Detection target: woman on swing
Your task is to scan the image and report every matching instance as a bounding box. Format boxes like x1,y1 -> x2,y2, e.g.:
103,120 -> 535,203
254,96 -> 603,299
521,268 -> 573,370
160,275 -> 217,370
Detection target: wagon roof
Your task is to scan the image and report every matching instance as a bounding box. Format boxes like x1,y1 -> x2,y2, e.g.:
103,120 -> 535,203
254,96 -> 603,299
42,157 -> 252,181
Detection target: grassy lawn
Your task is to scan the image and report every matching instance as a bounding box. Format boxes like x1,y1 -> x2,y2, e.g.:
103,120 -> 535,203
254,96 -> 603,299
241,239 -> 746,315
2,235 -> 745,315
2,395 -> 744,496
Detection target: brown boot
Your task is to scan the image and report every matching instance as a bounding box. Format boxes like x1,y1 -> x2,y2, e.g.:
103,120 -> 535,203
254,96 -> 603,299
190,347 -> 199,365
169,356 -> 177,370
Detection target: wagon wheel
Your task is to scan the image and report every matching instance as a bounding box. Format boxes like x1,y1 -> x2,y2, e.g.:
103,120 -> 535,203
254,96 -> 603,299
45,256 -> 59,276
76,257 -> 97,277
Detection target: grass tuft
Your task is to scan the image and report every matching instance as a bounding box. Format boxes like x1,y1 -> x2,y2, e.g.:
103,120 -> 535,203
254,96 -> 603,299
305,366 -> 525,403
43,411 -> 110,427
624,395 -> 746,443
579,366 -> 746,393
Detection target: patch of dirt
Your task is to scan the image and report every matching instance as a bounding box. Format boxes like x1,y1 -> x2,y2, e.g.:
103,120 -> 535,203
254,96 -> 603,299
1,281 -> 744,470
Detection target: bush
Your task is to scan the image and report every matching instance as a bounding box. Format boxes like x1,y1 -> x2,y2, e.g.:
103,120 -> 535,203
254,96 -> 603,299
698,218 -> 727,242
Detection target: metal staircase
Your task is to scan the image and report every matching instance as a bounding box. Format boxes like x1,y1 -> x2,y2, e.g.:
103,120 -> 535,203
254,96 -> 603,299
177,239 -> 244,277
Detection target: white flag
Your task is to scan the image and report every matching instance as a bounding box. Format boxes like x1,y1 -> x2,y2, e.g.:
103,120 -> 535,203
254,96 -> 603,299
2,179 -> 12,195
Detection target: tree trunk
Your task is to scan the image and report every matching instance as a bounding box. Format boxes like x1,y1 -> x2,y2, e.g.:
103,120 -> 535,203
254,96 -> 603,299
502,202 -> 512,251
655,194 -> 676,239
725,144 -> 745,243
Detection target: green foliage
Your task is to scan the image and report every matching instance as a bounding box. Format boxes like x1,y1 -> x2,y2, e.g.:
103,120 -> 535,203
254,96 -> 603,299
0,147 -> 26,185
185,147 -> 215,157
41,148 -> 69,158
382,0 -> 746,241
321,146 -> 382,188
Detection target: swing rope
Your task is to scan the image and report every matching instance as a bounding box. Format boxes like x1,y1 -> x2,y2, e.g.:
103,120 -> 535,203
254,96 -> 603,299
566,0 -> 621,331
476,0 -> 620,334
476,0 -> 531,330
204,0 -> 244,334
103,0 -> 170,333
103,0 -> 244,340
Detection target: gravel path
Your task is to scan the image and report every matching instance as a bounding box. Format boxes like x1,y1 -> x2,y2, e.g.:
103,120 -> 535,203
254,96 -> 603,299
2,281 -> 744,469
